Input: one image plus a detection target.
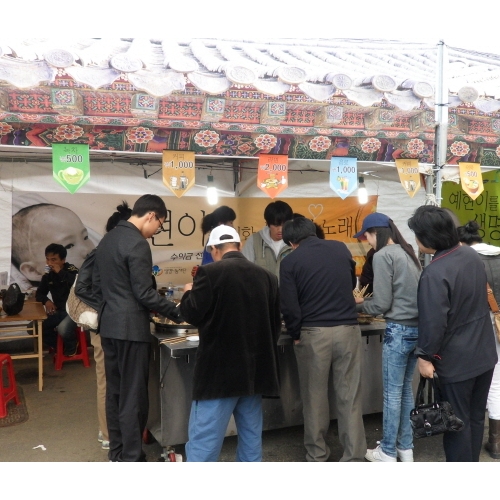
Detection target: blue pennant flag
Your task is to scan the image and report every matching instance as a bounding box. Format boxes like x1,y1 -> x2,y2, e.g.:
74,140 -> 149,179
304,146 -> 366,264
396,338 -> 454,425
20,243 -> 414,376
330,157 -> 358,200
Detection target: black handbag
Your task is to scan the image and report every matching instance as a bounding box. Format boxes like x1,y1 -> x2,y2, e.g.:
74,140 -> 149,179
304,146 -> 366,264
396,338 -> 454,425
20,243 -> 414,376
2,283 -> 25,316
410,374 -> 464,439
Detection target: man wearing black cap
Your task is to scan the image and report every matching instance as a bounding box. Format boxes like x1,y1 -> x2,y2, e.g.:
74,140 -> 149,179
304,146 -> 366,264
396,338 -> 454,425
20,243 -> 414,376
280,217 -> 366,462
180,225 -> 281,462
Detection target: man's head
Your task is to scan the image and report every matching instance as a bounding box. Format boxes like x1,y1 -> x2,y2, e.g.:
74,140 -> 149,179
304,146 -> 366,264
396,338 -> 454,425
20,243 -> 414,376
45,243 -> 67,271
263,200 -> 293,242
282,218 -> 317,248
12,203 -> 95,283
206,225 -> 241,261
129,194 -> 168,239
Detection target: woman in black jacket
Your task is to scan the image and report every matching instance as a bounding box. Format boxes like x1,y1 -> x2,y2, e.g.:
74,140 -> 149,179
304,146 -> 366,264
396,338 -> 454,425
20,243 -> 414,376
408,206 -> 497,461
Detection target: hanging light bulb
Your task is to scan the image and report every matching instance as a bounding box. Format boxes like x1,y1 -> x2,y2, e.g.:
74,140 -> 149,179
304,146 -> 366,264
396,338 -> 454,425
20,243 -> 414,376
358,176 -> 368,204
207,174 -> 218,205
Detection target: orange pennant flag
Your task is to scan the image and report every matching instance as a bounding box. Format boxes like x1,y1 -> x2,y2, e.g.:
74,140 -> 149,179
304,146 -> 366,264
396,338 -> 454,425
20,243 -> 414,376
257,154 -> 288,199
162,150 -> 195,198
459,162 -> 483,200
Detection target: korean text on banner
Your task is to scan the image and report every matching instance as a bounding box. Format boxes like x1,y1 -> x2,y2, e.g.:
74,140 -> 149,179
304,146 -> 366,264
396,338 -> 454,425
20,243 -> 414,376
459,162 -> 484,200
395,159 -> 421,198
330,157 -> 357,199
257,154 -> 288,198
163,150 -> 196,198
52,144 -> 90,194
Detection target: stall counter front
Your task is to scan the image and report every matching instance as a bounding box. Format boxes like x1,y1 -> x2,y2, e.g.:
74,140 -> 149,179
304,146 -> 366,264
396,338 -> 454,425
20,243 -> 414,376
146,323 -> 385,452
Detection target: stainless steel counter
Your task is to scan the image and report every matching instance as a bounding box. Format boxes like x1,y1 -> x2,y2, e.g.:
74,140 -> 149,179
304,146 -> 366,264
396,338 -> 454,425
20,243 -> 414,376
147,322 -> 386,450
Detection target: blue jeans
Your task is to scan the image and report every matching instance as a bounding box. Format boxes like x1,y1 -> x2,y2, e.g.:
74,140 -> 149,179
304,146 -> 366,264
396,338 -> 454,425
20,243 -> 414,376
186,395 -> 263,462
380,322 -> 418,458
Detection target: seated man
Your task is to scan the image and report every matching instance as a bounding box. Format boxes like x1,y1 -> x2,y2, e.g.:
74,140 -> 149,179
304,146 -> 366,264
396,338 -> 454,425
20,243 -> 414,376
35,243 -> 79,356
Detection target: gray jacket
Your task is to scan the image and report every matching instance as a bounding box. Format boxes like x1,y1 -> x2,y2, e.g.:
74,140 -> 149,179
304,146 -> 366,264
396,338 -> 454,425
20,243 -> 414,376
92,220 -> 180,342
359,244 -> 420,326
241,226 -> 292,278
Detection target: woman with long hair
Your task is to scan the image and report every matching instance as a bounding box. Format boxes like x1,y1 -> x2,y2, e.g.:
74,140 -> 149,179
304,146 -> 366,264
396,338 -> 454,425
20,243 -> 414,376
354,212 -> 421,462
458,220 -> 500,459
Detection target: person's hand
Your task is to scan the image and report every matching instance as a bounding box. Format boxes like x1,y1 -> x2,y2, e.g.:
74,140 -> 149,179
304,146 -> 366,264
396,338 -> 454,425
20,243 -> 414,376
49,262 -> 64,273
418,358 -> 435,378
183,283 -> 193,292
293,339 -> 301,345
45,300 -> 56,314
355,297 -> 364,304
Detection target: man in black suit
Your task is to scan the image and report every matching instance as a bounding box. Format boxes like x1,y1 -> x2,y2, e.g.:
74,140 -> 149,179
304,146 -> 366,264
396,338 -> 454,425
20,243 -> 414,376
93,194 -> 181,462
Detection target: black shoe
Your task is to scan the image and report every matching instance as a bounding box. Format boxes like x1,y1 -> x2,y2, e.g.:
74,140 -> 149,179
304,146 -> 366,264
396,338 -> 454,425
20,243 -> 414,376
64,342 -> 79,357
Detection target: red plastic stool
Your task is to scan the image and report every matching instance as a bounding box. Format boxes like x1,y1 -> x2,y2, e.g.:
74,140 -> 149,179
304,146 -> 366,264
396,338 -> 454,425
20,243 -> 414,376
0,354 -> 20,418
54,327 -> 91,370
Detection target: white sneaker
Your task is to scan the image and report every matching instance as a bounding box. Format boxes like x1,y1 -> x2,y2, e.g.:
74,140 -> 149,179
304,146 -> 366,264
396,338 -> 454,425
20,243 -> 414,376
365,445 -> 397,462
396,448 -> 414,462
101,440 -> 110,450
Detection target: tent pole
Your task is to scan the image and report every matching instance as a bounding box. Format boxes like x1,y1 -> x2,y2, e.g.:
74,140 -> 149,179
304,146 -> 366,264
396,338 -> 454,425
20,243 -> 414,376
434,39 -> 449,207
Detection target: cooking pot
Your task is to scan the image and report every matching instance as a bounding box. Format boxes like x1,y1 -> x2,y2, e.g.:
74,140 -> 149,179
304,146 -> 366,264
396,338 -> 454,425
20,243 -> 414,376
151,317 -> 197,336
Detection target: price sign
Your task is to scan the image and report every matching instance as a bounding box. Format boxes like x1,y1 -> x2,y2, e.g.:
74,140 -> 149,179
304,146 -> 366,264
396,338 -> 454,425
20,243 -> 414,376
395,159 -> 421,198
459,162 -> 483,200
52,143 -> 90,194
330,157 -> 357,199
162,150 -> 196,198
257,154 -> 288,198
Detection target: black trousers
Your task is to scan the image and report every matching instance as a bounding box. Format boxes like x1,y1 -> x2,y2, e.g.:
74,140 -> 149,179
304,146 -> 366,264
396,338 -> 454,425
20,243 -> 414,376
101,337 -> 151,462
440,368 -> 494,462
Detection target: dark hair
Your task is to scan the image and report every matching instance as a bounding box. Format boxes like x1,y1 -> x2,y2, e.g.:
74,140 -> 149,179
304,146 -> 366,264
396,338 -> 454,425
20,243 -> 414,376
365,220 -> 421,269
282,218 -> 317,246
201,206 -> 236,234
457,220 -> 483,245
264,200 -> 293,226
408,205 -> 459,251
293,213 -> 325,239
45,243 -> 66,260
131,194 -> 167,219
106,201 -> 132,233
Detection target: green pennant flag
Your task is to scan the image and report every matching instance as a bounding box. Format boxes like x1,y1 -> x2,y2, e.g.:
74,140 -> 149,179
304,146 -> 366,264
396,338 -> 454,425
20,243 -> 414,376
52,144 -> 90,193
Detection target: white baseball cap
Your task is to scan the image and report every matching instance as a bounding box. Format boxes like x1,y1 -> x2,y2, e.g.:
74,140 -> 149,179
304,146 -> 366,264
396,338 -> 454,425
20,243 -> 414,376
206,225 -> 241,247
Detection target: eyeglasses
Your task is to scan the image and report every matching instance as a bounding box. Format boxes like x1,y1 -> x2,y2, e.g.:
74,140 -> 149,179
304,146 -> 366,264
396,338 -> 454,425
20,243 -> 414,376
152,213 -> 165,235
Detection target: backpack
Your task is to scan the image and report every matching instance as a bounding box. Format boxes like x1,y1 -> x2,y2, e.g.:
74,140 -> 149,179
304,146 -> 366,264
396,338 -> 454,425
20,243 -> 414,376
66,274 -> 98,330
3,283 -> 25,316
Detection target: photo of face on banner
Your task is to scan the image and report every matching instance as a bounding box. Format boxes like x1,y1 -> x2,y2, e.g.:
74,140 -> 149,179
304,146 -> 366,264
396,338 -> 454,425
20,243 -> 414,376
11,201 -> 97,289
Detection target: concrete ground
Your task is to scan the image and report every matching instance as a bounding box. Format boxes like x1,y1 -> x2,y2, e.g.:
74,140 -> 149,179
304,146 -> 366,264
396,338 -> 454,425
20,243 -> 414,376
0,346 -> 498,463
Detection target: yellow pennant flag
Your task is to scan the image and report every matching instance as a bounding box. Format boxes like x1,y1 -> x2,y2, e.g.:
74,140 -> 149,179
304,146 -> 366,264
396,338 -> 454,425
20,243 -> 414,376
395,159 -> 421,198
459,162 -> 483,200
162,150 -> 195,198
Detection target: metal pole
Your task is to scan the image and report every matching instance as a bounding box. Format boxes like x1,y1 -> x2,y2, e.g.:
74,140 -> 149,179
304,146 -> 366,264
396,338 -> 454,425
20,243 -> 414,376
434,40 -> 449,207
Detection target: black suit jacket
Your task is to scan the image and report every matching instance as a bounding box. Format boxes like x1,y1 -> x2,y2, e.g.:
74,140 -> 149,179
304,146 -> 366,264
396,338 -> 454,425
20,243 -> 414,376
92,220 -> 179,342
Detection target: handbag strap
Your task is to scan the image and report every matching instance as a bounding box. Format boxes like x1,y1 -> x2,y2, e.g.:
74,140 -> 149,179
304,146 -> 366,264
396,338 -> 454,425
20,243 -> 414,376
487,284 -> 500,313
415,373 -> 444,406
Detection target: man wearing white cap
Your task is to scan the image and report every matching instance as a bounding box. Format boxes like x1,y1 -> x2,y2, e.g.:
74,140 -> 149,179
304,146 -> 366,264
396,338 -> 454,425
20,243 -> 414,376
180,225 -> 281,462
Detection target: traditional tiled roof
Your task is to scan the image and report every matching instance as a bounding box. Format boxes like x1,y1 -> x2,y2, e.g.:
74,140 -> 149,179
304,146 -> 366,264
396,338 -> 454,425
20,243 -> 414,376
0,37 -> 498,103
2,38 -> 500,167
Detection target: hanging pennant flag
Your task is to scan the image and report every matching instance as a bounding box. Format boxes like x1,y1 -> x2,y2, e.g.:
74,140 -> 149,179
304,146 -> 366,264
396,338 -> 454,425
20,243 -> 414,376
395,159 -> 421,198
52,144 -> 90,194
257,154 -> 288,199
162,150 -> 196,198
330,157 -> 357,199
459,162 -> 484,200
